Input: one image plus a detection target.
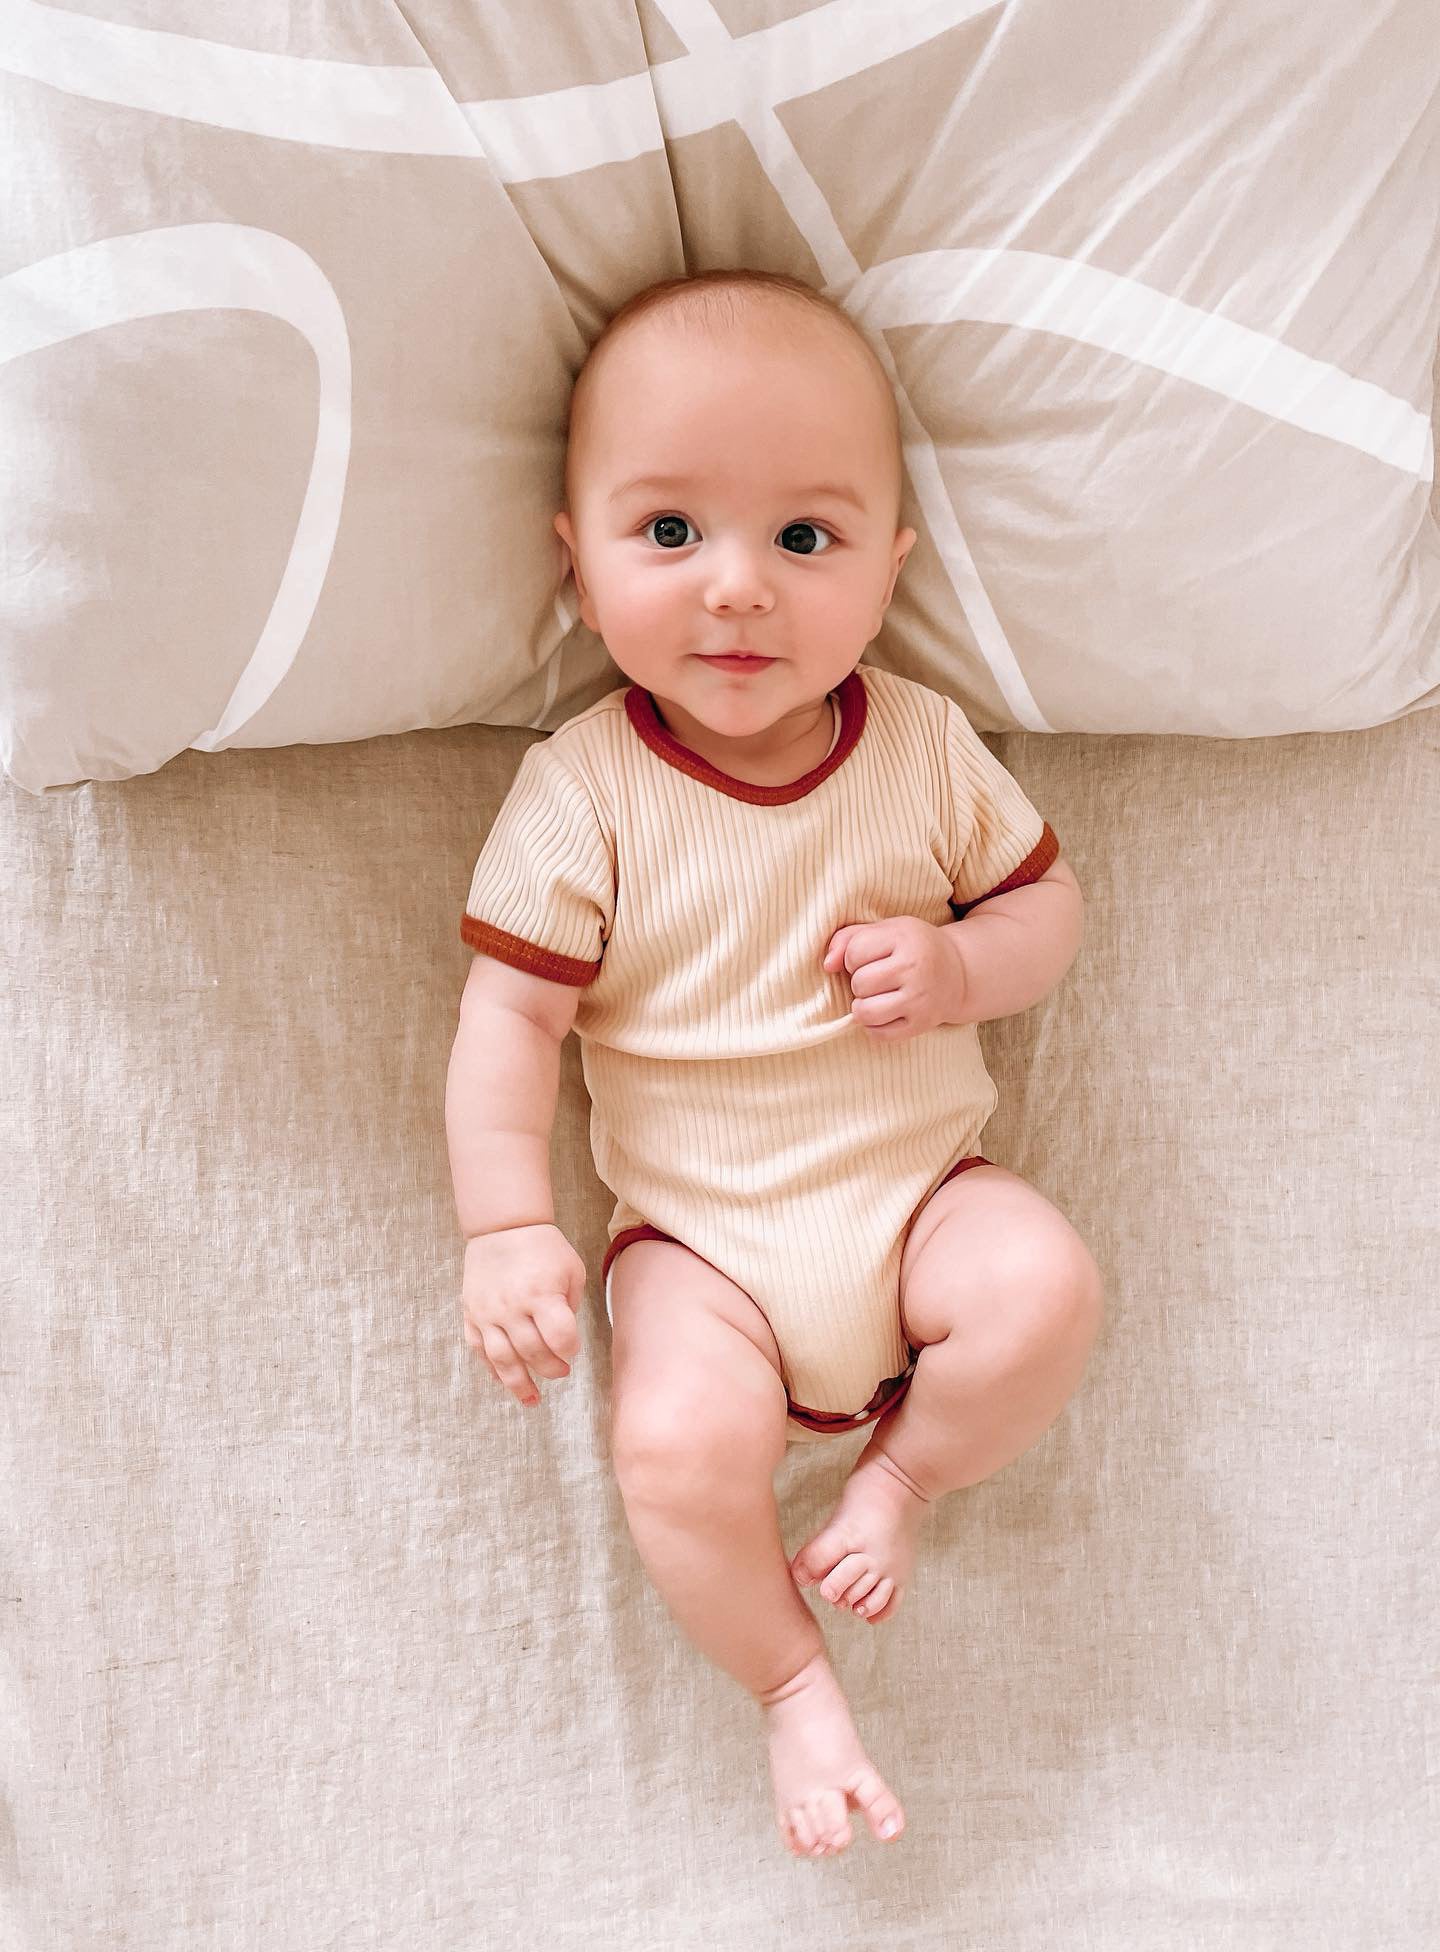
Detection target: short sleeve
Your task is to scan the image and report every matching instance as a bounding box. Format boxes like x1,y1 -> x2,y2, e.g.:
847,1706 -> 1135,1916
459,740 -> 614,987
942,698 -> 1060,915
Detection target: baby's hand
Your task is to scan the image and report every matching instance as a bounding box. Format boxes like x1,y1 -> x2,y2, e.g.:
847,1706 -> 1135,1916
461,1223 -> 586,1408
823,916 -> 959,1042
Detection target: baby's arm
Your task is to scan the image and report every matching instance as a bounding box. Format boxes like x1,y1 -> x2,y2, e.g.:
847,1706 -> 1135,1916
935,856 -> 1085,1027
446,954 -> 586,1405
445,952 -> 579,1237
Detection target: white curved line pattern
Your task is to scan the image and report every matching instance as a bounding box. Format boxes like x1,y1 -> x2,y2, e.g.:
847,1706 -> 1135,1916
0,223 -> 352,750
638,0 -> 1002,146
847,249 -> 1435,483
0,0 -> 993,166
1,0 -> 485,156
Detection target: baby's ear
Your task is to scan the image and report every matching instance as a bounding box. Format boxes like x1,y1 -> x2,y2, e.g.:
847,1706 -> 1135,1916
552,518 -> 597,627
552,511 -> 574,567
873,528 -> 917,626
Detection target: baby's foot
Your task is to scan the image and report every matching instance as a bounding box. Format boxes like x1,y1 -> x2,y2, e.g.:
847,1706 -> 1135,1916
759,1648 -> 906,1858
789,1449 -> 928,1625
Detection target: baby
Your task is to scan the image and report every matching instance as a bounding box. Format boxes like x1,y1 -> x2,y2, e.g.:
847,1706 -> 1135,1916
445,269 -> 1104,1862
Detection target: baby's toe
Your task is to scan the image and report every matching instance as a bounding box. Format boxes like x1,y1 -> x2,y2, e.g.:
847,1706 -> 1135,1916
852,1770 -> 906,1844
818,1790 -> 852,1852
841,1569 -> 882,1610
786,1805 -> 819,1856
820,1554 -> 872,1605
855,1577 -> 896,1619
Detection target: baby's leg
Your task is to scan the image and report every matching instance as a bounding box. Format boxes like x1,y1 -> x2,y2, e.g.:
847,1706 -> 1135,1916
606,1240 -> 906,1858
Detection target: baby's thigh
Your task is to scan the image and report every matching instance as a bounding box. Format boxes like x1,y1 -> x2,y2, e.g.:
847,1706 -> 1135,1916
606,1239 -> 789,1476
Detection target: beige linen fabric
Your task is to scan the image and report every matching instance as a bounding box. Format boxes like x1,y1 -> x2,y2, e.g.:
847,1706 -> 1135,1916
458,665 -> 1057,1435
3,711 -> 1436,1948
2,0 -> 1438,791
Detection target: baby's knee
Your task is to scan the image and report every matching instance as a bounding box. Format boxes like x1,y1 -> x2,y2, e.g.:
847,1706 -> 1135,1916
611,1374 -> 786,1501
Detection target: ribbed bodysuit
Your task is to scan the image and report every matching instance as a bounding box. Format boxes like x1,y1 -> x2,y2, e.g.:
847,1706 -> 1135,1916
461,664 -> 1058,1445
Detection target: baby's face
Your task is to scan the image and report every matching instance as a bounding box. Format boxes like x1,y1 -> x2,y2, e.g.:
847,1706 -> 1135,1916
555,318 -> 915,757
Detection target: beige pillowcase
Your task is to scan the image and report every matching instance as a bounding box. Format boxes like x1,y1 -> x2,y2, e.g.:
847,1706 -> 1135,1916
1,0 -> 1435,791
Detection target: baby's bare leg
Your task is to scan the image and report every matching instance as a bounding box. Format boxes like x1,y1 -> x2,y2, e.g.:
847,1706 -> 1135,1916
608,1240 -> 811,1692
606,1240 -> 906,1858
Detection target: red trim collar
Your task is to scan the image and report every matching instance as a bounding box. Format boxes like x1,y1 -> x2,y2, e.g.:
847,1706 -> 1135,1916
623,667 -> 867,804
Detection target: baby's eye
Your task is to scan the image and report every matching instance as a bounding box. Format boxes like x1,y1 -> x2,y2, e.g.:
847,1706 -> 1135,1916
644,514 -> 699,549
641,514 -> 837,554
777,521 -> 836,556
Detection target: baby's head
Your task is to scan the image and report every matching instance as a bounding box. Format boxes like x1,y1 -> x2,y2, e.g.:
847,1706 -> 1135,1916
554,270 -> 916,757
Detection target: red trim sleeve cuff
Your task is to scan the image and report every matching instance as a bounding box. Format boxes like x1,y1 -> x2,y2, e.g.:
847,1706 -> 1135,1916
459,914 -> 600,987
951,821 -> 1060,919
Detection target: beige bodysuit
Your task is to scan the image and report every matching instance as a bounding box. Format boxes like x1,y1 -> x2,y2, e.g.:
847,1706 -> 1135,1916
461,663 -> 1058,1445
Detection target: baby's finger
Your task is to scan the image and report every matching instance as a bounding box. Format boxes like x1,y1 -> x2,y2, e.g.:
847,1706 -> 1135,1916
480,1324 -> 539,1406
529,1294 -> 581,1369
505,1304 -> 575,1381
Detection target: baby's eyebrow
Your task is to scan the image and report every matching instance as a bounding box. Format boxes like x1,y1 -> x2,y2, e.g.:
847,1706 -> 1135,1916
608,474 -> 867,515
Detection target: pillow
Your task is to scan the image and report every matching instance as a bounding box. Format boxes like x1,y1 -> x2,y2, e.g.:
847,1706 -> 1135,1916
2,0 -> 1436,791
